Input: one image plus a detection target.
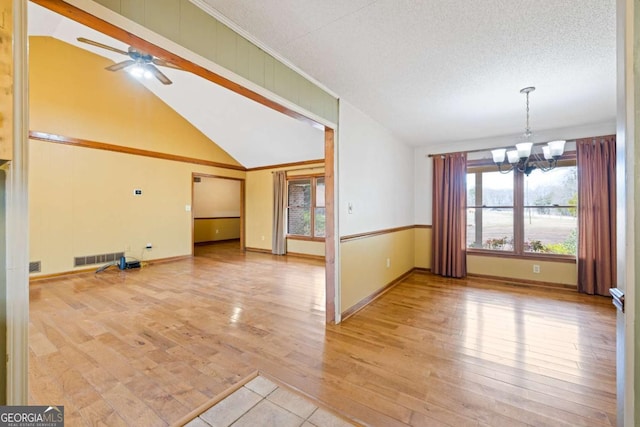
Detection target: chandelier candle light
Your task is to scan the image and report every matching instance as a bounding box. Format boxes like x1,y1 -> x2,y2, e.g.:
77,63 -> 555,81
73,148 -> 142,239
491,87 -> 566,176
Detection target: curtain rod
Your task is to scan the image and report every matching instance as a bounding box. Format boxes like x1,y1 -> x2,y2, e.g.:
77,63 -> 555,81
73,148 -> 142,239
426,141 -> 548,158
271,166 -> 325,173
426,135 -> 616,158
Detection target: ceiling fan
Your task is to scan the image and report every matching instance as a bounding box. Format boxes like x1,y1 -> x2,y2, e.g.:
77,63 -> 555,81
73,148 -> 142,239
77,37 -> 180,85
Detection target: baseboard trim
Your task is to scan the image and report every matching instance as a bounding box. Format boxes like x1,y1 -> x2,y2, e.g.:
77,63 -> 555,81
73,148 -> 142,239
341,268 -> 414,321
195,238 -> 241,246
29,266 -> 98,282
466,273 -> 577,290
29,255 -> 192,282
245,247 -> 325,260
245,247 -> 273,255
413,267 -> 431,274
286,251 -> 325,261
146,255 -> 192,265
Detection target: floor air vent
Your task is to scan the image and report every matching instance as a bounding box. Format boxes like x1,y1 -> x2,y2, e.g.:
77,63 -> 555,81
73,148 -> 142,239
29,261 -> 41,273
75,252 -> 125,267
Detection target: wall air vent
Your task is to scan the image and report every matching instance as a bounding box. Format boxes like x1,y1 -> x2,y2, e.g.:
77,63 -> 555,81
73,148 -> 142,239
29,261 -> 41,273
194,177 -> 201,183
75,251 -> 126,267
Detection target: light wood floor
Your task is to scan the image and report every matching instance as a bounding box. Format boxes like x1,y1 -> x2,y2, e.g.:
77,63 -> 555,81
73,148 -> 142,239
29,242 -> 616,426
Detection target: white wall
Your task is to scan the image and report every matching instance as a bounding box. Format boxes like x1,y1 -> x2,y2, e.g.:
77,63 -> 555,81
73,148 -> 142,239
339,100 -> 415,236
414,121 -> 616,225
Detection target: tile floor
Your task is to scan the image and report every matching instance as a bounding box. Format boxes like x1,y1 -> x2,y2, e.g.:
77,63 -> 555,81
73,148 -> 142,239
184,376 -> 357,427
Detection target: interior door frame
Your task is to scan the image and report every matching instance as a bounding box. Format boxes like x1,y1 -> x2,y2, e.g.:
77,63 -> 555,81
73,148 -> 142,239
191,173 -> 246,253
615,0 -> 637,425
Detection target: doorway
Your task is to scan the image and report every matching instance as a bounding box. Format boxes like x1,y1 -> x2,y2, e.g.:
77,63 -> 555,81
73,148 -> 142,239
192,173 -> 245,252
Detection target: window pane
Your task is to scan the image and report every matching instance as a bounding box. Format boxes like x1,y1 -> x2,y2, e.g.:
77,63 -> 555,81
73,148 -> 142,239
288,207 -> 311,235
467,207 -> 514,251
288,179 -> 311,207
314,207 -> 326,237
316,177 -> 325,207
467,170 -> 513,207
524,208 -> 577,255
288,179 -> 311,236
482,170 -> 513,206
524,166 -> 577,207
466,173 -> 477,206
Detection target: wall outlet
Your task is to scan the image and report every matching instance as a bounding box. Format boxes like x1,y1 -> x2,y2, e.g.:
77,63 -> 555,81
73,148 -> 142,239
146,243 -> 153,249
386,258 -> 390,268
215,229 -> 219,234
261,235 -> 265,241
533,264 -> 540,274
348,202 -> 354,214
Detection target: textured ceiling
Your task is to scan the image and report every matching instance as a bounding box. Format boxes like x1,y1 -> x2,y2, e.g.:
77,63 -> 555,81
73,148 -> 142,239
28,2 -> 324,169
200,0 -> 617,146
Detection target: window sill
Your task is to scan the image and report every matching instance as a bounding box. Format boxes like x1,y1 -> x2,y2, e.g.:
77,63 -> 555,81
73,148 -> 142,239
466,249 -> 576,264
286,235 -> 325,242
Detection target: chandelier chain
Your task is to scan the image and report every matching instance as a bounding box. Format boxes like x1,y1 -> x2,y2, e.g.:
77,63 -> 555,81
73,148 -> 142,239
525,91 -> 530,136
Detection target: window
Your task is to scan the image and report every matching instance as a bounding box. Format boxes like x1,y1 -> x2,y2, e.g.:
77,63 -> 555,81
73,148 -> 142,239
467,157 -> 577,257
287,176 -> 325,239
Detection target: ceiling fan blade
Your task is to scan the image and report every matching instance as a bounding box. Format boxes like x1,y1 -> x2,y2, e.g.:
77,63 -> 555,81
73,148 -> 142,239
148,64 -> 172,85
105,60 -> 136,71
152,58 -> 182,70
77,37 -> 129,56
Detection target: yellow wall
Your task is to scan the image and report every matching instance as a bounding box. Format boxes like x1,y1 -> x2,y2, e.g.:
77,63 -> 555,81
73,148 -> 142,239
193,177 -> 241,217
287,239 -> 325,257
245,165 -> 325,256
414,227 -> 432,269
194,218 -> 241,243
413,228 -> 577,286
0,0 -> 12,161
340,228 -> 414,313
245,169 -> 273,250
29,37 -> 240,165
467,255 -> 577,285
29,140 -> 243,275
29,36 -> 245,275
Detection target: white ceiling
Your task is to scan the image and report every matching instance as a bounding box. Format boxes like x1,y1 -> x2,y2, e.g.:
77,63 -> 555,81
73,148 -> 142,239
199,0 -> 617,146
27,2 -> 325,169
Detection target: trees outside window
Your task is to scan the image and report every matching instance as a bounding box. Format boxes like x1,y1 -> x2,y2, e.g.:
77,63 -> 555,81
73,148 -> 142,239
467,158 -> 577,257
287,176 -> 325,239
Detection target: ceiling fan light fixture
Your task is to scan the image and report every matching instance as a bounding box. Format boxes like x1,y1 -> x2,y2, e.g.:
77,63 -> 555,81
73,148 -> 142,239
77,37 -> 176,85
128,63 -> 145,78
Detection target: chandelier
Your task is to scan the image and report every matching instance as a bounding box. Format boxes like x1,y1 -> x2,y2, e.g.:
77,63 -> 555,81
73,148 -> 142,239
491,87 -> 566,176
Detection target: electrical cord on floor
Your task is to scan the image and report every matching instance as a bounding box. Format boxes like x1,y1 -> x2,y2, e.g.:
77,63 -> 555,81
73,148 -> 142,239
95,251 -> 150,274
95,261 -> 118,274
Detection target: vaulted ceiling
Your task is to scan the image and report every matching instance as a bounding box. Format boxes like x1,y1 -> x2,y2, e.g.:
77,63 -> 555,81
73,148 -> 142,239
28,2 -> 325,169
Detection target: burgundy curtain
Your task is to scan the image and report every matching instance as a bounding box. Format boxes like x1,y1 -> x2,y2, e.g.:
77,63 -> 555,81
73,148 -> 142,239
577,135 -> 616,295
431,152 -> 467,278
